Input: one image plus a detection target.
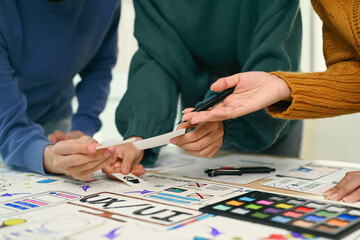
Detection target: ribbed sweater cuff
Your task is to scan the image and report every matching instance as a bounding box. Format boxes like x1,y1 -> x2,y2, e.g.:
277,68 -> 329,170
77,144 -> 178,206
267,71 -> 360,119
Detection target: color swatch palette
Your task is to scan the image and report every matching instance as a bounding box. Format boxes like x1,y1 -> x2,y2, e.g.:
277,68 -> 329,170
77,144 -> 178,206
199,191 -> 360,239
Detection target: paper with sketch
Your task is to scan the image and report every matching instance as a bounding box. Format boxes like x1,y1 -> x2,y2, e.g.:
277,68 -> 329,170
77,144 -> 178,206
96,138 -> 136,150
133,129 -> 186,150
112,173 -> 150,187
261,177 -> 336,196
276,164 -> 341,180
158,153 -> 311,184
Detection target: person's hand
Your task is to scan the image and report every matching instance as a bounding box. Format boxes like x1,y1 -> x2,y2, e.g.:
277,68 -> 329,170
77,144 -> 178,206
170,121 -> 224,158
324,171 -> 360,203
182,71 -> 291,124
48,130 -> 86,143
102,137 -> 145,178
43,136 -> 117,181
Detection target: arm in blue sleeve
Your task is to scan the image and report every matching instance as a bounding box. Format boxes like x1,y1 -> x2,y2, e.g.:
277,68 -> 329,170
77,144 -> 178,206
73,6 -> 120,136
204,0 -> 302,151
0,33 -> 50,174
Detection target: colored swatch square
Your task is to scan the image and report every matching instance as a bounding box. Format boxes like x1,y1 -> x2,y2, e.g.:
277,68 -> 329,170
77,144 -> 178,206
292,220 -> 314,227
349,210 -> 360,216
275,203 -> 293,209
212,204 -> 231,211
251,212 -> 269,219
264,207 -> 282,214
271,216 -> 291,223
306,202 -> 325,208
256,200 -> 273,205
287,199 -> 305,205
231,208 -> 250,215
245,204 -> 262,210
295,206 -> 314,212
316,210 -> 336,217
339,214 -> 358,221
316,224 -> 338,232
304,215 -> 325,222
238,196 -> 255,202
326,206 -> 346,212
226,200 -> 243,206
328,219 -> 349,227
283,211 -> 303,218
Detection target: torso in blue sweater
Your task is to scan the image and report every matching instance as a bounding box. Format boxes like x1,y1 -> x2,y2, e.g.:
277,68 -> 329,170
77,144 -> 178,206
0,0 -> 119,173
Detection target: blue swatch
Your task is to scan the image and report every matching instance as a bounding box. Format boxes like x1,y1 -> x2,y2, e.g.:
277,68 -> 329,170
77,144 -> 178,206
271,216 -> 291,223
305,215 -> 325,222
238,196 -> 255,202
339,214 -> 358,221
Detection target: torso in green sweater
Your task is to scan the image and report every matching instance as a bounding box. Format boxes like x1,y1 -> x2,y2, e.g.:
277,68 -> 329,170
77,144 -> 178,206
116,0 -> 302,165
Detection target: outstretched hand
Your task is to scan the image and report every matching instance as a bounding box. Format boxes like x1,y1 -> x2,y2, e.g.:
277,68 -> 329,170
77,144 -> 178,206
182,72 -> 291,124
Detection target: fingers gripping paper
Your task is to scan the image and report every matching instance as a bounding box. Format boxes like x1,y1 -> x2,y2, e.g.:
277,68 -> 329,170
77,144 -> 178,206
133,129 -> 186,150
96,138 -> 136,150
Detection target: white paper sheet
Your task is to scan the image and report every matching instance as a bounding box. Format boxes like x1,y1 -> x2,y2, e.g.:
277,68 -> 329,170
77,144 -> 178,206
158,153 -> 310,184
133,129 -> 186,150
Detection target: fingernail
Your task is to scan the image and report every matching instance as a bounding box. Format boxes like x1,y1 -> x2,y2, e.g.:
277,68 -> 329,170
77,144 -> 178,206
87,145 -> 95,153
343,195 -> 353,203
330,193 -> 339,200
103,150 -> 111,158
170,140 -> 176,144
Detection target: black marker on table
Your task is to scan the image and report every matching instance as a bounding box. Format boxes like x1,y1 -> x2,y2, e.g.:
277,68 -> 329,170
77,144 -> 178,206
177,87 -> 235,124
204,166 -> 276,177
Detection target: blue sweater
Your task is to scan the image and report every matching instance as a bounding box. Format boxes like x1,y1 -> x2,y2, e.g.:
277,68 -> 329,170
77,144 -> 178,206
0,0 -> 119,174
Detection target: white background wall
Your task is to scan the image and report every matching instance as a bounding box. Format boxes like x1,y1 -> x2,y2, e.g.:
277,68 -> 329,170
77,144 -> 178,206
94,0 -> 360,163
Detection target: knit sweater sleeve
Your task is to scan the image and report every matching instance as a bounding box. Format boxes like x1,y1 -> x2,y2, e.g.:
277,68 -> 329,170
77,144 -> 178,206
116,0 -> 194,166
268,0 -> 360,119
0,32 -> 50,174
205,0 -> 302,152
73,6 -> 120,136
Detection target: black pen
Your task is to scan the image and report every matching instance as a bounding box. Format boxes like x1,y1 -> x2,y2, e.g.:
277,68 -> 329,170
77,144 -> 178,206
177,87 -> 235,124
205,167 -> 276,177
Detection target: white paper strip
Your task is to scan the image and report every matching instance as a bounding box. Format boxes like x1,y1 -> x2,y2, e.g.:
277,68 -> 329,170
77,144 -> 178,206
133,129 -> 186,150
96,138 -> 136,150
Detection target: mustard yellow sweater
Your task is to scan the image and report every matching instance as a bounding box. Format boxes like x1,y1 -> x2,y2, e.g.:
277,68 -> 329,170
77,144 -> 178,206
268,0 -> 360,119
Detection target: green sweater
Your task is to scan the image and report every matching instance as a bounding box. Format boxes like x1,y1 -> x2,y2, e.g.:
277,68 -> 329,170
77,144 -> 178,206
116,0 -> 302,166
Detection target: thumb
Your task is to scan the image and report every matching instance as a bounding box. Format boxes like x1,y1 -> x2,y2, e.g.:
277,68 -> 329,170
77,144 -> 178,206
211,73 -> 241,92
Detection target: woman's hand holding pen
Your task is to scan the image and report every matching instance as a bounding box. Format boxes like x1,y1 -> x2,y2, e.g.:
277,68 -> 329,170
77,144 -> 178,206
171,121 -> 224,158
43,136 -> 117,181
182,71 -> 292,124
102,137 -> 146,178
